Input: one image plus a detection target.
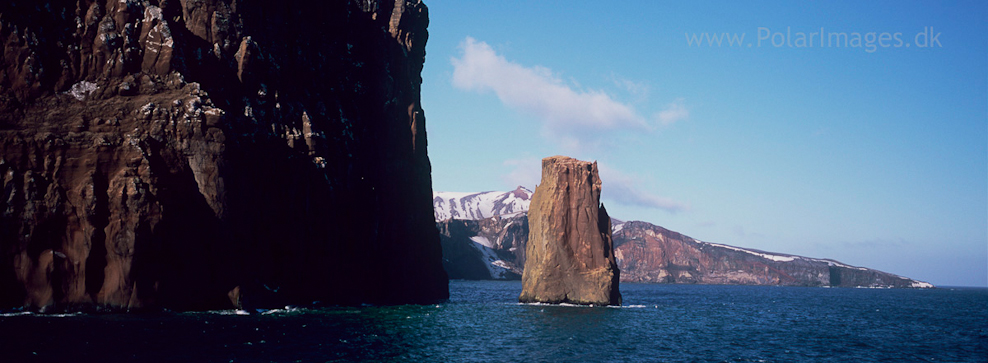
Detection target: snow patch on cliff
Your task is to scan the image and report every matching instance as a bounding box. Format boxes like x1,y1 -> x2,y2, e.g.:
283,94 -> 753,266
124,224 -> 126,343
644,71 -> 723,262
819,259 -> 869,271
704,242 -> 796,262
910,281 -> 934,288
470,236 -> 493,249
612,222 -> 626,234
469,236 -> 510,279
68,81 -> 97,101
703,241 -> 883,273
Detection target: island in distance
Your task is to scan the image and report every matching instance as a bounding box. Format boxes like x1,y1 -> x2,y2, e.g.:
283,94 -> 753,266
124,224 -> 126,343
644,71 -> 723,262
435,186 -> 934,289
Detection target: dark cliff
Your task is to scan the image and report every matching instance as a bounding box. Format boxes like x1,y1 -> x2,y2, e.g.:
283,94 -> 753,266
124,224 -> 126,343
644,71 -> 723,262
0,0 -> 447,311
437,215 -> 526,280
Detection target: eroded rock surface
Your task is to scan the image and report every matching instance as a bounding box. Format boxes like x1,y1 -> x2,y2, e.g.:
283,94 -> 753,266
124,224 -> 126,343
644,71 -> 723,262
519,156 -> 621,306
0,0 -> 447,311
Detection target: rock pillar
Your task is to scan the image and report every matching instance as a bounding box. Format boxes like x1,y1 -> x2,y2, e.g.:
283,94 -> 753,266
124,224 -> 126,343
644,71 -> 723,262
519,156 -> 621,306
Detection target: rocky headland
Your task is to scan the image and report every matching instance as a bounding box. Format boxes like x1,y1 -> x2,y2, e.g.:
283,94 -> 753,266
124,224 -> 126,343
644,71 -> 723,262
436,195 -> 932,289
0,0 -> 447,311
518,156 -> 621,306
611,220 -> 930,287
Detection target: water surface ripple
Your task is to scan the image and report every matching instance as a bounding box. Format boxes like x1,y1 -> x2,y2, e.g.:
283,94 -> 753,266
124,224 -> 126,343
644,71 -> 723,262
1,281 -> 985,362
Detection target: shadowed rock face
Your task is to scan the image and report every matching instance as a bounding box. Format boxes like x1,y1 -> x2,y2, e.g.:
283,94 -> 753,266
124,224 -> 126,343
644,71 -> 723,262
519,156 -> 621,306
437,215 -> 527,280
0,0 -> 447,311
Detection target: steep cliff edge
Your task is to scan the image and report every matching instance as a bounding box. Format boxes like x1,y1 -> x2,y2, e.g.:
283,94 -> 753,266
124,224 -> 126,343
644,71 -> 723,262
0,0 -> 447,311
519,156 -> 621,306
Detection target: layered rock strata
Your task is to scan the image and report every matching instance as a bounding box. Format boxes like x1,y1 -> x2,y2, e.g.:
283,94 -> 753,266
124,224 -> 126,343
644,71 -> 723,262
0,0 -> 447,311
519,156 -> 621,306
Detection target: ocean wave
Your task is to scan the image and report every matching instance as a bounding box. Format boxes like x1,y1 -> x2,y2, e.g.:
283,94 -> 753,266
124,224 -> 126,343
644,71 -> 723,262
196,309 -> 252,316
194,306 -> 308,316
0,311 -> 82,317
518,302 -> 648,308
607,304 -> 648,309
0,311 -> 33,317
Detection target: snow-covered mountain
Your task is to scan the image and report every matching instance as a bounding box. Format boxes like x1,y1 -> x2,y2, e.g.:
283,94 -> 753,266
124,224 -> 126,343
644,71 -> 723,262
433,186 -> 533,221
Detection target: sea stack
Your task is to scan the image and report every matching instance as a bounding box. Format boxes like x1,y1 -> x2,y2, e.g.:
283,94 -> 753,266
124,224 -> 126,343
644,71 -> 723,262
519,156 -> 621,306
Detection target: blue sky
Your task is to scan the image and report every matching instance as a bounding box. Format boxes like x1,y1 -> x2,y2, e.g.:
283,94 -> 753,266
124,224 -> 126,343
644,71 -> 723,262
420,1 -> 987,287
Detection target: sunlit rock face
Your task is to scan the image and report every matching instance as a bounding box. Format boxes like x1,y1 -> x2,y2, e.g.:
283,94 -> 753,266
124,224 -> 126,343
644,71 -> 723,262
0,0 -> 447,311
519,156 -> 621,306
611,220 -> 932,288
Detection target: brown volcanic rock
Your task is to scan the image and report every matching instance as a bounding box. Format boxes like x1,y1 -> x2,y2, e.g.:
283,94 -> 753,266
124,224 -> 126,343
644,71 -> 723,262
612,220 -> 929,287
0,0 -> 447,311
613,221 -> 801,284
519,156 -> 621,306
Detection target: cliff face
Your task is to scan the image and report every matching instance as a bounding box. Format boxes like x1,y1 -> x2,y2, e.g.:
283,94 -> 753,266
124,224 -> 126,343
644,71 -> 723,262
610,221 -> 930,287
0,0 -> 447,311
519,156 -> 621,306
440,211 -> 931,288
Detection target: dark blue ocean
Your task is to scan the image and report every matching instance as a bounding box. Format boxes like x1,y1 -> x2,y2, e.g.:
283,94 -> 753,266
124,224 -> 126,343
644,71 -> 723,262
2,281 -> 986,362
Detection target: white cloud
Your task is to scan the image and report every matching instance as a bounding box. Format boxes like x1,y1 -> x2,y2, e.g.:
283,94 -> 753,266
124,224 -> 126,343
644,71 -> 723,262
598,164 -> 688,213
656,98 -> 689,126
452,37 -> 649,148
502,157 -> 542,190
609,74 -> 651,101
455,37 -> 690,214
